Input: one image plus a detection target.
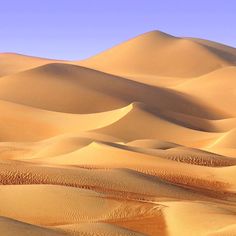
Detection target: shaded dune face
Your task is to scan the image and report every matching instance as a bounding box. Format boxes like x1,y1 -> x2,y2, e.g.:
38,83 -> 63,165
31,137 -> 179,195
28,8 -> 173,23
0,30 -> 236,236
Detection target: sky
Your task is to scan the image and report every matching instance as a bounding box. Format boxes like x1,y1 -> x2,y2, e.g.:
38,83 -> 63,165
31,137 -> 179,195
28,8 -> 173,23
0,0 -> 235,60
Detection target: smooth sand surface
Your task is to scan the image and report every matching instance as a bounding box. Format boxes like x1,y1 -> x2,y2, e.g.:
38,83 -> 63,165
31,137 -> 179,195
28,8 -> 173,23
1,30 -> 236,235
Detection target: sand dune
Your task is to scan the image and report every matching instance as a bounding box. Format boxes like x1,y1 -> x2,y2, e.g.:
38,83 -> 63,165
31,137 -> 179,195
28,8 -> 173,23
79,30 -> 235,78
0,99 -> 134,141
164,201 -> 236,236
1,30 -> 236,235
188,37 -> 236,58
0,63 -> 225,118
176,66 -> 236,116
0,53 -> 62,77
59,223 -> 145,236
93,102 -> 222,146
0,216 -> 66,236
205,129 -> 236,157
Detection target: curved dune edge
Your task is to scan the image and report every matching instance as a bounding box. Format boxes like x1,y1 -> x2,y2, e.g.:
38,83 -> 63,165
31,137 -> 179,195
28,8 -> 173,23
1,30 -> 236,235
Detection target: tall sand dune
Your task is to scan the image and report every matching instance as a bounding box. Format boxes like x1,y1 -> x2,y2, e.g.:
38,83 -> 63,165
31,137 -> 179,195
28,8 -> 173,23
78,30 -> 236,78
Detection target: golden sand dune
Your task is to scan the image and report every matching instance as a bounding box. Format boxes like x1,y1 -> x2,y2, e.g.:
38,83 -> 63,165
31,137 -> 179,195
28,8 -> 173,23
0,216 -> 66,236
0,53 -> 62,77
92,103 -> 223,145
1,30 -> 236,235
163,201 -> 236,236
0,99 -> 134,141
79,30 -> 236,78
59,223 -> 146,236
176,67 -> 236,116
0,63 -> 225,118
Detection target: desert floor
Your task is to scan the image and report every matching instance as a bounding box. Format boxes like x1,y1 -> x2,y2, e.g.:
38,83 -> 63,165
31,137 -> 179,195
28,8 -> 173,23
1,31 -> 236,235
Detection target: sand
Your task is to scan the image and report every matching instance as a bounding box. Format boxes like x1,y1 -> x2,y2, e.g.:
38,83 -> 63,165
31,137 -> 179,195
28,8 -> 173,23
0,30 -> 236,235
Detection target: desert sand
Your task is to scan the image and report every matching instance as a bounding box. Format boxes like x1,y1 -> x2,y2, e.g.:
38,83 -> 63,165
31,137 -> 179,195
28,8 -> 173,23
0,30 -> 236,235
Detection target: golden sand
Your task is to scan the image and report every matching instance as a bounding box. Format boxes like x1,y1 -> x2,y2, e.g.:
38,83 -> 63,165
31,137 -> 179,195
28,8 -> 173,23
0,30 -> 236,235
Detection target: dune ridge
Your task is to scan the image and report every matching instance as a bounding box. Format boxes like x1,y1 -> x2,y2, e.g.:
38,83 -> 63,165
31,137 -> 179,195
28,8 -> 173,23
1,30 -> 236,235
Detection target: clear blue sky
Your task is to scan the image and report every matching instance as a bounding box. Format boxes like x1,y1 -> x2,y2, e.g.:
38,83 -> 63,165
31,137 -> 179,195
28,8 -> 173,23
1,0 -> 235,60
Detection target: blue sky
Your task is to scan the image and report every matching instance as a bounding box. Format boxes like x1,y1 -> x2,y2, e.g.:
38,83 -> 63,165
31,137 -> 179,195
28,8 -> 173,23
0,0 -> 235,60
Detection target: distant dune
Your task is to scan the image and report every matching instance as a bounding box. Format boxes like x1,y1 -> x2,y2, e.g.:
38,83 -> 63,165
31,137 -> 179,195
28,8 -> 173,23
78,31 -> 236,77
1,30 -> 236,236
